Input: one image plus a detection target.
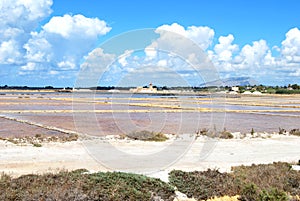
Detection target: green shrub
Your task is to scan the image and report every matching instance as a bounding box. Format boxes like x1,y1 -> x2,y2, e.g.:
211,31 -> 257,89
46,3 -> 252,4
33,143 -> 42,147
290,129 -> 300,136
0,170 -> 175,201
169,169 -> 237,200
126,130 -> 168,142
251,128 -> 255,135
239,183 -> 260,201
196,128 -> 234,139
219,128 -> 234,139
259,188 -> 289,201
170,162 -> 300,200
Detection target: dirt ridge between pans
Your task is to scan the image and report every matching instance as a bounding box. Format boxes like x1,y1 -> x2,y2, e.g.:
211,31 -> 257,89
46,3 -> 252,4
0,115 -> 83,137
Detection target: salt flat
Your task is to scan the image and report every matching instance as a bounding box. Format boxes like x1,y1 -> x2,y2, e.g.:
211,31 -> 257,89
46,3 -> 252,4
0,134 -> 299,181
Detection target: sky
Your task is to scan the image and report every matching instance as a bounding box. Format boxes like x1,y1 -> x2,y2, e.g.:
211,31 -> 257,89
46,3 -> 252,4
0,0 -> 300,87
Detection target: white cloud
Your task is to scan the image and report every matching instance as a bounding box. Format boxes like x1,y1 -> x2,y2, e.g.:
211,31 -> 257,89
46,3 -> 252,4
214,34 -> 238,62
0,0 -> 111,83
80,48 -> 116,73
57,60 -> 76,70
185,26 -> 215,50
23,14 -> 111,71
157,23 -> 215,50
290,69 -> 300,76
0,0 -> 53,65
20,62 -> 36,71
157,59 -> 168,67
0,0 -> 53,30
238,39 -> 269,67
118,50 -> 133,67
0,40 -> 22,64
78,48 -> 116,87
144,47 -> 157,60
281,27 -> 300,64
43,14 -> 111,39
23,33 -> 52,62
49,70 -> 59,75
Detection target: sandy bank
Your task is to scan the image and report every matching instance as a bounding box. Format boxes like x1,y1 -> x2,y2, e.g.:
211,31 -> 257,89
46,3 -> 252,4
0,134 -> 299,181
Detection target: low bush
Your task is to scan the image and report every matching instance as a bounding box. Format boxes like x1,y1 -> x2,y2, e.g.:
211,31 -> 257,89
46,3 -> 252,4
0,170 -> 175,201
196,128 -> 233,139
0,133 -> 79,145
126,130 -> 168,142
169,169 -> 237,200
259,188 -> 288,201
219,129 -> 234,139
290,129 -> 300,136
169,162 -> 300,200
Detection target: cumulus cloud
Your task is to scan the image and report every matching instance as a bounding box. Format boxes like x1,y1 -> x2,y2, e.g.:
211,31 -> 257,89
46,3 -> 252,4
281,27 -> 300,64
214,34 -> 238,62
118,50 -> 133,67
0,0 -> 112,83
157,23 -> 215,50
290,69 -> 300,76
231,39 -> 270,70
20,62 -> 37,71
20,13 -> 111,78
43,14 -> 111,39
0,0 -> 53,65
0,0 -> 53,30
0,40 -> 23,64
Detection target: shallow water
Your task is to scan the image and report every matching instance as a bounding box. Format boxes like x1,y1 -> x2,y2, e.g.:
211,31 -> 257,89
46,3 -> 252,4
0,92 -> 299,137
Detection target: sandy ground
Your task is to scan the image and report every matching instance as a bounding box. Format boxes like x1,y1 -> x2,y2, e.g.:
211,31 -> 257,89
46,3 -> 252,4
1,134 -> 299,182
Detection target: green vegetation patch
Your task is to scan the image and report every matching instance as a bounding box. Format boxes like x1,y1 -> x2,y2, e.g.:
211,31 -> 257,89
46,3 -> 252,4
0,170 -> 175,201
169,162 -> 300,200
126,130 -> 169,142
196,128 -> 234,139
0,133 -> 79,146
169,169 -> 238,200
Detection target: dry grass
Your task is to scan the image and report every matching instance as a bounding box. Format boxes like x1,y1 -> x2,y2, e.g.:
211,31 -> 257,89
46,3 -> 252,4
0,170 -> 175,201
0,133 -> 79,146
169,162 -> 300,201
126,130 -> 169,142
204,195 -> 240,201
196,128 -> 233,139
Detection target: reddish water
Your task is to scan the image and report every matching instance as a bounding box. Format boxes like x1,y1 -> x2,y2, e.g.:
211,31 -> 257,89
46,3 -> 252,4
0,93 -> 299,137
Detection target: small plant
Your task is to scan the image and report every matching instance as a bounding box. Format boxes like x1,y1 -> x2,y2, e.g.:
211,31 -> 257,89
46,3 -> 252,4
196,128 -> 209,136
35,134 -> 42,138
118,134 -> 127,139
219,128 -> 234,139
126,130 -> 168,142
290,129 -> 300,136
251,128 -> 255,136
239,183 -> 260,201
169,169 -> 237,200
259,188 -> 289,201
279,127 -> 286,134
33,143 -> 42,147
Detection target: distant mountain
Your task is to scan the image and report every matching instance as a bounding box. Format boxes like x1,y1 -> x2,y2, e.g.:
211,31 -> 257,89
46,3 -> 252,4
200,77 -> 258,87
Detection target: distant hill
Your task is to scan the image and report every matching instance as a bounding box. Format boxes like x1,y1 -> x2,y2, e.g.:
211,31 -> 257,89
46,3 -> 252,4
200,77 -> 258,87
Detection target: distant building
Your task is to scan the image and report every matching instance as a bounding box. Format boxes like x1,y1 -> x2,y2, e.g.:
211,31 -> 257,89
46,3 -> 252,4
130,83 -> 157,93
231,86 -> 239,92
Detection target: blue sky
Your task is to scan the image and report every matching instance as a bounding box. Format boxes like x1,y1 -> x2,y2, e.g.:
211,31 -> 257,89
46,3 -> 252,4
0,0 -> 300,87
